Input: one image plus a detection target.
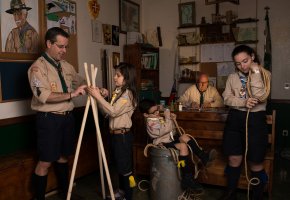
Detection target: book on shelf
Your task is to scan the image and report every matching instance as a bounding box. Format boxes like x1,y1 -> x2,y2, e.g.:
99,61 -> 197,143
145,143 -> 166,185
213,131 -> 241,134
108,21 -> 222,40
141,53 -> 158,69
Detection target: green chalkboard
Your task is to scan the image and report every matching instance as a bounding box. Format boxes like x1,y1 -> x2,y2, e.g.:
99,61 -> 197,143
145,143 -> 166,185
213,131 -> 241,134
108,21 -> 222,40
0,62 -> 33,101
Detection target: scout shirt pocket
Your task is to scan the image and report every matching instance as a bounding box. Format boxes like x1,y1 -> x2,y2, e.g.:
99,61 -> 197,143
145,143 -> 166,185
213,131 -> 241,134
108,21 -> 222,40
63,72 -> 74,92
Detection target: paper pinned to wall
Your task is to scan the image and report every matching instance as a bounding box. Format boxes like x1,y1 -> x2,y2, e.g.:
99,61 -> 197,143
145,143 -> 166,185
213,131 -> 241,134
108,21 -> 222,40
217,62 -> 235,76
208,77 -> 217,87
201,43 -> 234,62
223,43 -> 235,61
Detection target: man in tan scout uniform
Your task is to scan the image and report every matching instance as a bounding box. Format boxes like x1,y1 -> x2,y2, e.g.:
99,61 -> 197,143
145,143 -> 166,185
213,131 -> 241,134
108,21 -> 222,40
178,73 -> 224,109
28,27 -> 86,200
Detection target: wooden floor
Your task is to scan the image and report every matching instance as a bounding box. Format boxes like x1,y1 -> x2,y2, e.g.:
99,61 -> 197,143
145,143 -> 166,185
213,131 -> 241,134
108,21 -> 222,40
47,156 -> 290,200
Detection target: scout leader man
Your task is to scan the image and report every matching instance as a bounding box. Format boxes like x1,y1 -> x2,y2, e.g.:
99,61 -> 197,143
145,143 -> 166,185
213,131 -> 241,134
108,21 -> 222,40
28,27 -> 86,200
178,73 -> 224,109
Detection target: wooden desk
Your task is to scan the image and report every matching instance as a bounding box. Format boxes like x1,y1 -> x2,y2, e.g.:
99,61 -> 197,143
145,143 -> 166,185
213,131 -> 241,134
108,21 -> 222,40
175,109 -> 228,145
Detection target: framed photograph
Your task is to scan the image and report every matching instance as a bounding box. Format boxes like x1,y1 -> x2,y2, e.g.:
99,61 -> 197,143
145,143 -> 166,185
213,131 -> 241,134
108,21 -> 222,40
119,0 -> 140,33
112,25 -> 120,46
178,2 -> 196,27
102,24 -> 112,45
0,0 -> 44,61
205,0 -> 239,5
112,52 -> 120,67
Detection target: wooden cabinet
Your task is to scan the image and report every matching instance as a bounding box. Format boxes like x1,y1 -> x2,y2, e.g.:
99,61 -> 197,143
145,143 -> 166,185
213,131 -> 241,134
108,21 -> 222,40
124,43 -> 159,92
124,43 -> 160,175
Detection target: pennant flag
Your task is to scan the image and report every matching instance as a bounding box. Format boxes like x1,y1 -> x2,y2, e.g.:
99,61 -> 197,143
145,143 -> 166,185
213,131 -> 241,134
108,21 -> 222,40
264,7 -> 272,71
168,79 -> 177,105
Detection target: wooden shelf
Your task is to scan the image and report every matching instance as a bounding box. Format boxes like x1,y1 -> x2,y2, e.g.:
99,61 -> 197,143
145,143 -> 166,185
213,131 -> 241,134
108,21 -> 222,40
178,79 -> 196,84
178,25 -> 200,29
178,43 -> 200,47
235,40 -> 258,44
179,62 -> 200,65
141,68 -> 159,71
232,18 -> 259,24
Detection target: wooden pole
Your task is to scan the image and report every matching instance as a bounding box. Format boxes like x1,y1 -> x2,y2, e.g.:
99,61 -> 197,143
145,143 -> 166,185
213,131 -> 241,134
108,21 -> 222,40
67,96 -> 91,199
85,63 -> 115,200
66,63 -> 115,200
91,64 -> 106,199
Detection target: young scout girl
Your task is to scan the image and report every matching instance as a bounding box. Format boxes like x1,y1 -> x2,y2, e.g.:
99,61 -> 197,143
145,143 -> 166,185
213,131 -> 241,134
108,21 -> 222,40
86,62 -> 137,200
220,45 -> 271,200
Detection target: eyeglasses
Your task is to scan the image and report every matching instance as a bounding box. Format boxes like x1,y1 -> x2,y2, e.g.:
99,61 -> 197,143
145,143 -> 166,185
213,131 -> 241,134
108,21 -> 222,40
148,106 -> 160,115
54,43 -> 69,49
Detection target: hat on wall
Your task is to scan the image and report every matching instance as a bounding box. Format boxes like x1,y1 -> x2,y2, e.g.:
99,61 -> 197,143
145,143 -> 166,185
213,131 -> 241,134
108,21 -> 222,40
5,0 -> 32,14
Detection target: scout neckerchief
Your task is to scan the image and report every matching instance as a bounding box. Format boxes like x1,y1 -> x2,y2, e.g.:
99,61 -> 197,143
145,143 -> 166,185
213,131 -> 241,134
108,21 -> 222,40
42,52 -> 68,93
105,87 -> 127,119
110,87 -> 127,105
238,72 -> 248,99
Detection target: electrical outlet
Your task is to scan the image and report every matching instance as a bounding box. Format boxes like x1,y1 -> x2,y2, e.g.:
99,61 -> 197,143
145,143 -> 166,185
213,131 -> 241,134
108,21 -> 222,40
282,130 -> 289,136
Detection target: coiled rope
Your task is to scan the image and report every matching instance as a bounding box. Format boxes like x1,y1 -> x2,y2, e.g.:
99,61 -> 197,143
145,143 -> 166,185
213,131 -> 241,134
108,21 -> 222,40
244,66 -> 271,199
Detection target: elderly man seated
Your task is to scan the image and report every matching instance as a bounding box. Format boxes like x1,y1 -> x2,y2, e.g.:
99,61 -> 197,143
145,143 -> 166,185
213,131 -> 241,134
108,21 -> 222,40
178,73 -> 224,109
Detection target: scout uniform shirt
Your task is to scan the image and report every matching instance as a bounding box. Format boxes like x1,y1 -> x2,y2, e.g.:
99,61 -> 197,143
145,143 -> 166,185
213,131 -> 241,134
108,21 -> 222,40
96,88 -> 135,131
222,69 -> 271,112
178,84 -> 224,108
146,116 -> 176,145
28,53 -> 83,112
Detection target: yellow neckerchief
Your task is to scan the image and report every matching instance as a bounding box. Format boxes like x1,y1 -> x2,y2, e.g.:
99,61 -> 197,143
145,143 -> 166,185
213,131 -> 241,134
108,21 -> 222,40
110,87 -> 122,105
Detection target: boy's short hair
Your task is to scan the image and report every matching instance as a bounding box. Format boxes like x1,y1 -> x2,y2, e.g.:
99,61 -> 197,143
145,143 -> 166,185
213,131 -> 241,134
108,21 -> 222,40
139,99 -> 157,114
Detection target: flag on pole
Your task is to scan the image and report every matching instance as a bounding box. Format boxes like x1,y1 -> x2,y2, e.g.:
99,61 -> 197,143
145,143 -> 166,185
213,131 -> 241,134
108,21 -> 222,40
168,79 -> 177,105
264,7 -> 272,71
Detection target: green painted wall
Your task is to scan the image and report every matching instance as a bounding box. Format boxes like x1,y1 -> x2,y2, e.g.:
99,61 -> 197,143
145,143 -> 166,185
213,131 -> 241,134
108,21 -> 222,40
0,122 -> 36,156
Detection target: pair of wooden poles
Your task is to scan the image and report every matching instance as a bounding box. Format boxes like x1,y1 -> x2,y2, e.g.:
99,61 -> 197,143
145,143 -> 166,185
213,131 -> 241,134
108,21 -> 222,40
66,63 -> 115,200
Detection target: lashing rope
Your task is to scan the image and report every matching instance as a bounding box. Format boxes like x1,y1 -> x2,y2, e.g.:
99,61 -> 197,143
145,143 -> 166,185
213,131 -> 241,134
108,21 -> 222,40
141,113 -> 208,199
244,66 -> 271,199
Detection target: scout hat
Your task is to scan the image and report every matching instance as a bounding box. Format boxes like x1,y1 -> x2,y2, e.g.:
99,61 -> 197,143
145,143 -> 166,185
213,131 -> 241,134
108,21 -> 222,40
5,0 -> 32,14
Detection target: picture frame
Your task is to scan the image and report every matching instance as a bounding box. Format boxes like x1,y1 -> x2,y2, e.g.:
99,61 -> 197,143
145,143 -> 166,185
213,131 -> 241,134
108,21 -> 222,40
112,52 -> 120,67
91,20 -> 103,43
119,0 -> 140,33
102,24 -> 112,45
178,2 -> 196,27
0,0 -> 44,61
205,0 -> 239,5
112,25 -> 120,46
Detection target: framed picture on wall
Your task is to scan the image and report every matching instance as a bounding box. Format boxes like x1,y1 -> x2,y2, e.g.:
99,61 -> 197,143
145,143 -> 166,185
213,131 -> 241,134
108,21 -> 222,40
205,0 -> 239,5
112,52 -> 120,67
178,2 -> 196,27
0,0 -> 44,60
119,0 -> 140,33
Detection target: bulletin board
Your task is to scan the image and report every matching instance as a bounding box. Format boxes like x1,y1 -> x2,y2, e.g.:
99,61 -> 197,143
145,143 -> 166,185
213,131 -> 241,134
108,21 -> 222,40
0,61 -> 33,102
